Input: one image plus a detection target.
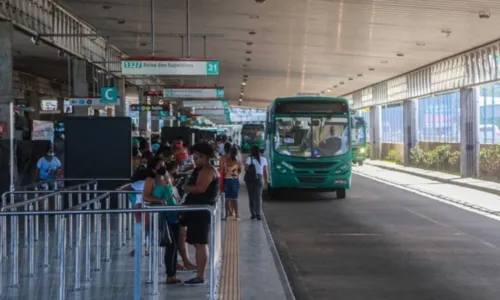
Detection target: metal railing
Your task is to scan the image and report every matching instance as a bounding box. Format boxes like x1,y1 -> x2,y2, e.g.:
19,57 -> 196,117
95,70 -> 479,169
0,185 -> 224,300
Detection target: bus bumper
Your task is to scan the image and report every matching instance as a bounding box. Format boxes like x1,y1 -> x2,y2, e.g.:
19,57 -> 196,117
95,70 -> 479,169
270,171 -> 352,189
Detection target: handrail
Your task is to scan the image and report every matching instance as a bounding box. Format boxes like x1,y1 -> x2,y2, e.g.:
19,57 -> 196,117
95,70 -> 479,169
1,180 -> 97,206
67,193 -> 110,211
1,191 -> 61,212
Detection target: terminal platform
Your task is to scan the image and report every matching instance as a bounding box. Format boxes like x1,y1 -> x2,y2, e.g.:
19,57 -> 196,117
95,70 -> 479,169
0,183 -> 292,300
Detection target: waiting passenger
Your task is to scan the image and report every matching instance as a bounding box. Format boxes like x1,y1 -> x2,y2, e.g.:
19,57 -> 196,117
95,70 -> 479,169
220,143 -> 241,219
182,142 -> 220,285
35,145 -> 62,189
121,167 -> 150,256
174,137 -> 189,167
245,145 -> 269,220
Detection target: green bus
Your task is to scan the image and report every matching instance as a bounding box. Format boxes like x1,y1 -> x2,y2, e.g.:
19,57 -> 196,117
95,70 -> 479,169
241,123 -> 265,153
351,116 -> 367,165
265,96 -> 352,199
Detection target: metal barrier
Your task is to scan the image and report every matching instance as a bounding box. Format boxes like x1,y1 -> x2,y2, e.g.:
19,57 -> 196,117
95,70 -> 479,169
0,180 -> 98,261
0,187 -> 223,300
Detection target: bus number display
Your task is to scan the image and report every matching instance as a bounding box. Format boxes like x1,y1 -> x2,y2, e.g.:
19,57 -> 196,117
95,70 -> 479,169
275,101 -> 348,114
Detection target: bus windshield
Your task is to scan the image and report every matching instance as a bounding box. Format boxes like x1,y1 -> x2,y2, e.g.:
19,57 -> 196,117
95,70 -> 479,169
274,116 -> 350,158
242,124 -> 265,142
352,118 -> 366,146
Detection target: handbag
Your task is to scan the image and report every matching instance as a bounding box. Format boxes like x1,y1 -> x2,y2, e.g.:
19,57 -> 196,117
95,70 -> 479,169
158,212 -> 172,247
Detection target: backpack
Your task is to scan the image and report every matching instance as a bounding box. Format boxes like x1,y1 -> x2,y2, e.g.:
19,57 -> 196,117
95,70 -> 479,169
244,157 -> 259,183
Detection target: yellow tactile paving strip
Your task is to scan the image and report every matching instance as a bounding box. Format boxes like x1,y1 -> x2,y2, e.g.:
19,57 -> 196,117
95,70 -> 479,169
219,219 -> 241,300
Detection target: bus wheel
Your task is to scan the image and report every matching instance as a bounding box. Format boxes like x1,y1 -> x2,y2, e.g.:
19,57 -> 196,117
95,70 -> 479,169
336,188 -> 346,199
358,161 -> 364,166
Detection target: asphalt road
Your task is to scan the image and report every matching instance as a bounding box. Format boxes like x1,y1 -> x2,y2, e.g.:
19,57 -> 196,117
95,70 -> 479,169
264,174 -> 500,300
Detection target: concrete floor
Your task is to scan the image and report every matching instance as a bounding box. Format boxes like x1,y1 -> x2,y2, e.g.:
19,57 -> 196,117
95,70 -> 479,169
264,174 -> 500,300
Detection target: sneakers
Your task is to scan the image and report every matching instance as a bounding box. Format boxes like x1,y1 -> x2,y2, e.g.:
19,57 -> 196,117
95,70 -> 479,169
183,277 -> 206,286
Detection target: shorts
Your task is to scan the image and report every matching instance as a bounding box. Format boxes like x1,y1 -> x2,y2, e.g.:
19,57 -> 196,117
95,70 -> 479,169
224,178 -> 240,200
185,211 -> 211,245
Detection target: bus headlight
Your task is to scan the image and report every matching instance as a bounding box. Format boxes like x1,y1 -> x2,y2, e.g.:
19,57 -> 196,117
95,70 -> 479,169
334,162 -> 351,174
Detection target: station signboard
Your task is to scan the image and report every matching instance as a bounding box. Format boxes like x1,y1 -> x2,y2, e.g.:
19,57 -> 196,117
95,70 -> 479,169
182,100 -> 229,109
143,90 -> 163,96
164,87 -> 224,99
67,98 -> 120,106
121,58 -> 219,76
129,104 -> 168,112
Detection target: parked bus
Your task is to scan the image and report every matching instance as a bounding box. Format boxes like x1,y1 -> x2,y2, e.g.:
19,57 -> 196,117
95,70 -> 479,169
241,123 -> 265,153
264,96 -> 352,199
351,116 -> 367,165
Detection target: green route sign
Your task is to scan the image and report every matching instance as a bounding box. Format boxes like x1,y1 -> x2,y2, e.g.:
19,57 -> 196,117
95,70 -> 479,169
121,59 -> 220,76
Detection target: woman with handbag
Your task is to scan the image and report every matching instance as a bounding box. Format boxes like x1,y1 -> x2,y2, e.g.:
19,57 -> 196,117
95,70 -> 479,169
143,157 -> 183,285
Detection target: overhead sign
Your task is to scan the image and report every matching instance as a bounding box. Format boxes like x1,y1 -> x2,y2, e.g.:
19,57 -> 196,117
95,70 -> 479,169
297,93 -> 321,96
143,90 -> 163,96
69,98 -> 103,106
164,88 -> 224,99
32,120 -> 54,141
100,87 -> 118,104
129,104 -> 168,112
121,58 -> 220,76
182,100 -> 229,109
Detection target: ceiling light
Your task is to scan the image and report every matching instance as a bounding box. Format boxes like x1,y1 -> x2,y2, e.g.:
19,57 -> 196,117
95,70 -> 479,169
348,77 -> 353,80
245,58 -> 251,62
243,78 -> 248,82
250,14 -> 260,19
246,41 -> 254,46
241,82 -> 246,86
117,19 -> 126,25
246,50 -> 252,54
327,88 -> 331,92
369,67 -> 375,71
102,4 -> 112,9
255,0 -> 266,3
239,98 -> 243,102
479,11 -> 490,19
321,91 -> 325,94
334,85 -> 338,88
340,81 -> 344,85
357,73 -> 363,77
397,53 -> 404,57
249,30 -> 256,35
240,92 -> 244,95
381,60 -> 388,64
243,64 -> 248,67
416,41 -> 425,46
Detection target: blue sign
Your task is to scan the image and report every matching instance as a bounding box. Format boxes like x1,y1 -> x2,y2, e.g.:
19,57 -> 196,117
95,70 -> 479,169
100,87 -> 118,104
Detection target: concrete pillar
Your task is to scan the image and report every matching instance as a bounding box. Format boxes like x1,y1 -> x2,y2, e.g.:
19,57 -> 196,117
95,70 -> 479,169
403,99 -> 418,166
369,105 -> 382,160
115,77 -> 127,117
72,58 -> 89,116
138,88 -> 148,132
0,20 -> 16,190
460,87 -> 480,178
151,94 -> 160,132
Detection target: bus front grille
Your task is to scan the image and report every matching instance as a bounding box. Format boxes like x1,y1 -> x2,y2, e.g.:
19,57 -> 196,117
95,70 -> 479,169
289,162 -> 334,169
297,177 -> 326,184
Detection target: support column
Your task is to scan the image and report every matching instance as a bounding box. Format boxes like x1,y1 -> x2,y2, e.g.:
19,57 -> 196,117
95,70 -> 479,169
150,94 -> 160,132
460,87 -> 480,178
403,99 -> 418,166
72,58 -> 89,116
138,88 -> 148,133
369,105 -> 382,160
115,77 -> 127,117
0,20 -> 16,191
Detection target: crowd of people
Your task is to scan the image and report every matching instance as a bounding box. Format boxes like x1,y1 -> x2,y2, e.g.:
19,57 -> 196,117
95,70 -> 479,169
126,134 -> 269,286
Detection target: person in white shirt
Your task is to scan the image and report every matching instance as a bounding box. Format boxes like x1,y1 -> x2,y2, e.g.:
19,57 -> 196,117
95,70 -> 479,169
244,145 -> 269,220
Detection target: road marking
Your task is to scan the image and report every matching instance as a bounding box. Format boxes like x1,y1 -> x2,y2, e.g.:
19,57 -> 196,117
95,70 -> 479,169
353,170 -> 500,223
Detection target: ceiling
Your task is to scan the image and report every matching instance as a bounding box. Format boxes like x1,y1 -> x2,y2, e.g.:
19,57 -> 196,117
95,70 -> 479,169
49,0 -> 500,108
